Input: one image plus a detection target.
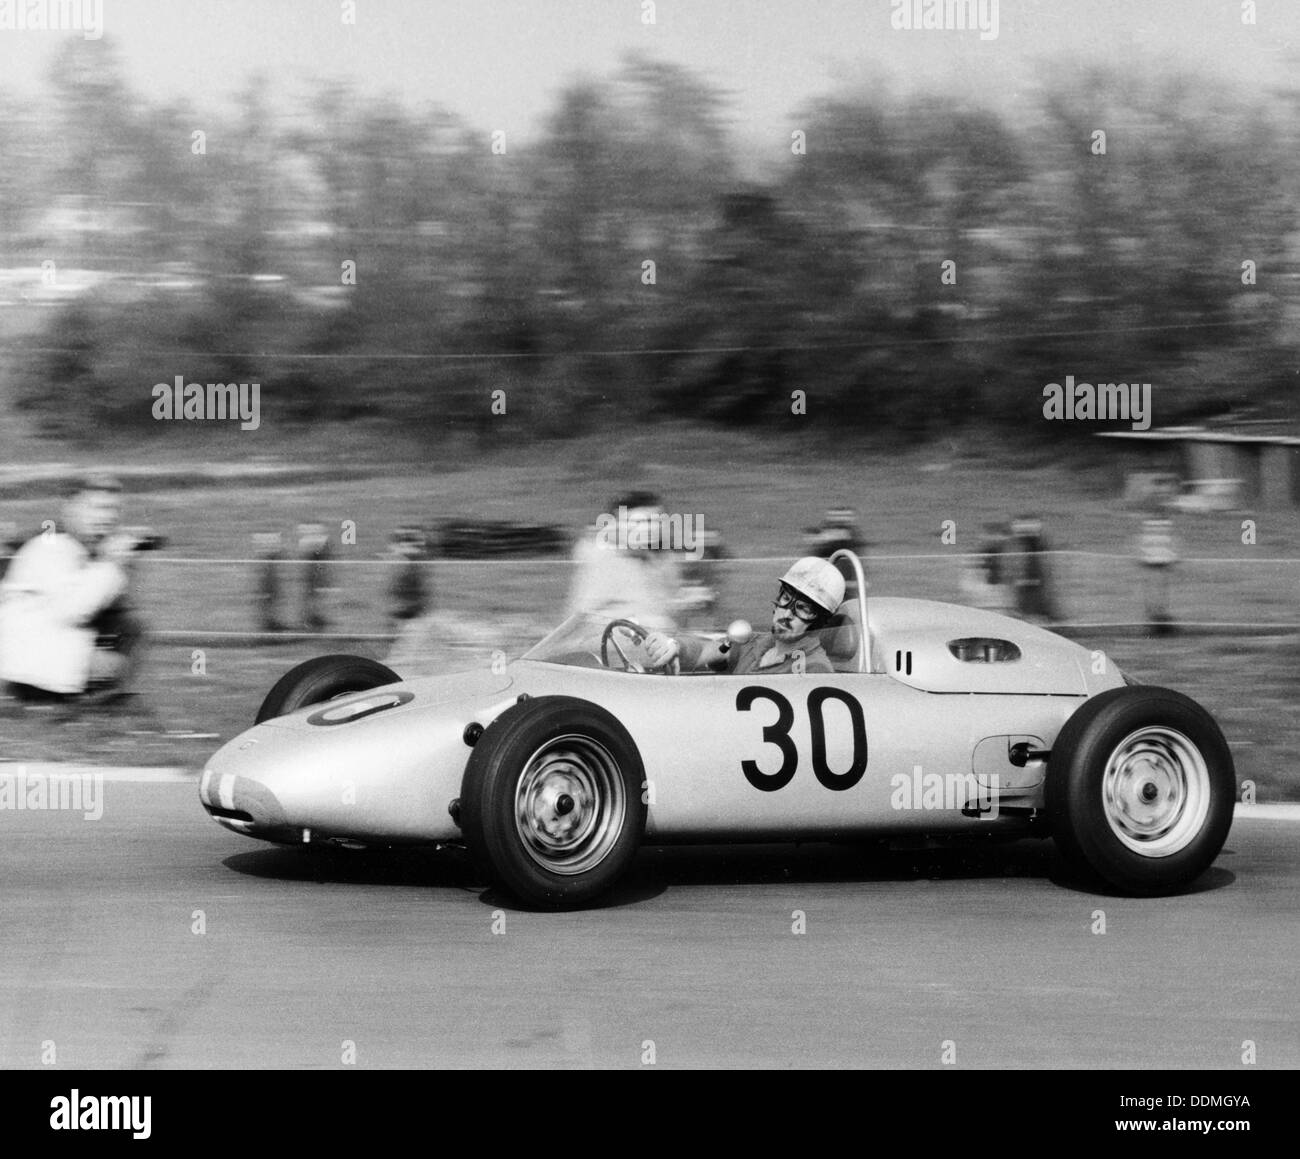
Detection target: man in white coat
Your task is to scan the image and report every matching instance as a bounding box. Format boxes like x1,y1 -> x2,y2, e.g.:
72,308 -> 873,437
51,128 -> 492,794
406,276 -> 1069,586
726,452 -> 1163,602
565,491 -> 686,633
0,477 -> 142,699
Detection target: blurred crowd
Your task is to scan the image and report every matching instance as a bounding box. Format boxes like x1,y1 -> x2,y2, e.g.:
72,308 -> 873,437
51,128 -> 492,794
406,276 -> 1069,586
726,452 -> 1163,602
959,516 -> 1061,623
0,477 -> 1191,710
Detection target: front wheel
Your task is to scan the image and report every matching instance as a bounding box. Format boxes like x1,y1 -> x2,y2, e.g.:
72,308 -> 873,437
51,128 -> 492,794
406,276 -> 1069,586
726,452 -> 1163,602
459,695 -> 647,909
1046,686 -> 1235,895
254,655 -> 401,723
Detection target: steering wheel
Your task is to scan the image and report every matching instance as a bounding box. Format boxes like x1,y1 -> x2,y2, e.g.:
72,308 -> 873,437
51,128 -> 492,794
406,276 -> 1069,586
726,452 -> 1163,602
600,619 -> 649,672
599,619 -> 681,674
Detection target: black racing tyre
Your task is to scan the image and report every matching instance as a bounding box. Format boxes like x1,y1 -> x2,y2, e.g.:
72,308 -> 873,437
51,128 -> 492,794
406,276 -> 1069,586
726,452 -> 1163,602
254,655 -> 401,724
459,695 -> 647,910
1046,686 -> 1235,896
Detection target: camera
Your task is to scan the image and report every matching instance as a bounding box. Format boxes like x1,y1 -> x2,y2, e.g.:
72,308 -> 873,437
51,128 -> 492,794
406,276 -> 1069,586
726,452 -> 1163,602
121,527 -> 168,552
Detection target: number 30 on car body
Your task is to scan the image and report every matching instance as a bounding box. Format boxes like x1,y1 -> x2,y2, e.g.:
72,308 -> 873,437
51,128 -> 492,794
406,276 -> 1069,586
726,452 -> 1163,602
735,685 -> 868,793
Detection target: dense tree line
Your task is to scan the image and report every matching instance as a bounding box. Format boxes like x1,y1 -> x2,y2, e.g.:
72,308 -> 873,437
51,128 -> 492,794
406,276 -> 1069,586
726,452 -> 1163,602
4,41 -> 1296,444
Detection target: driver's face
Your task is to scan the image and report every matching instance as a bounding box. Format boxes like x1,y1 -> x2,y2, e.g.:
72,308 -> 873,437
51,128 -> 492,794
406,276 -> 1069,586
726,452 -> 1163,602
771,598 -> 811,644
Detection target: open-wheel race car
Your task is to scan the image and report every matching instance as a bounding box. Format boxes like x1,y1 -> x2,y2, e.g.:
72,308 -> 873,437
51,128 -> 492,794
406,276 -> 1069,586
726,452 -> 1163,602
199,551 -> 1236,908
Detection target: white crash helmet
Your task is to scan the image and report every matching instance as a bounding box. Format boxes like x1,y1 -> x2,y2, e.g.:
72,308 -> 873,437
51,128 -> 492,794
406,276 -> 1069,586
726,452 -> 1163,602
780,556 -> 846,619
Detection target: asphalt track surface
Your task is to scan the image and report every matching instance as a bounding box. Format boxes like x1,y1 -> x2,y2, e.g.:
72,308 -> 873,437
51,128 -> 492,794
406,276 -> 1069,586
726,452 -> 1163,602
1,774 -> 1295,1070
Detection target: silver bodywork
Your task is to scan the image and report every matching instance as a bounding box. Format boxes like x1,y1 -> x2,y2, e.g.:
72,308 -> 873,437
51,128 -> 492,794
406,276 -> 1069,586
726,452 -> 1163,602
199,595 -> 1126,848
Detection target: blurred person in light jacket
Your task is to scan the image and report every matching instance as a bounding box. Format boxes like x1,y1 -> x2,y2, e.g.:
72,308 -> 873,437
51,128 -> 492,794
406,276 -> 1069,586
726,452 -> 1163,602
0,476 -> 145,699
565,491 -> 688,633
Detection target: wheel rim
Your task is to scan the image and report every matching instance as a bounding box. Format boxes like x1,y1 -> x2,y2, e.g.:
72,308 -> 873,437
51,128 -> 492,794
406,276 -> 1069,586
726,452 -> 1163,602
1101,726 -> 1211,857
514,735 -> 626,875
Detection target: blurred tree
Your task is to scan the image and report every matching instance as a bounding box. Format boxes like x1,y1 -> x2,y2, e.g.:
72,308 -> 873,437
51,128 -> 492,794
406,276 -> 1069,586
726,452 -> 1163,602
127,97 -> 210,266
43,38 -> 140,265
650,187 -> 857,425
534,55 -> 736,349
12,52 -> 1297,450
782,90 -> 1026,435
1005,65 -> 1293,426
0,90 -> 45,265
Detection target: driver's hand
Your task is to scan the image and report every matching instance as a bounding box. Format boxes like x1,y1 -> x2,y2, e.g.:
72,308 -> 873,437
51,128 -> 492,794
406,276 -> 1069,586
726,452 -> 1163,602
642,631 -> 680,670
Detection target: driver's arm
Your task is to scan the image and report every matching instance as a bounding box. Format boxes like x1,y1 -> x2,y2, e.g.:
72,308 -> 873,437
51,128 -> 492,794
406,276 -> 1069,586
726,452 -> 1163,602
643,632 -> 727,672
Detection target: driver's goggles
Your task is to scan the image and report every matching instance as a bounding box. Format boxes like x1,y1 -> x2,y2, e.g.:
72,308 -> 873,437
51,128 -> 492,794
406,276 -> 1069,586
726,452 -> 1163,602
773,586 -> 823,622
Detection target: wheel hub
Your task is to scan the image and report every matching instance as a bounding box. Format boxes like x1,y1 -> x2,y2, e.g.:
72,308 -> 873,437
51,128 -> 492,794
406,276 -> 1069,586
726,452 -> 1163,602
528,772 -> 589,844
1101,726 -> 1211,857
514,736 -> 626,875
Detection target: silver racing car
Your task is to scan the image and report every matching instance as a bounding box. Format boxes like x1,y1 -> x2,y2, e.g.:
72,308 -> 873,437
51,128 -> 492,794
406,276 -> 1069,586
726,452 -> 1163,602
199,551 -> 1235,908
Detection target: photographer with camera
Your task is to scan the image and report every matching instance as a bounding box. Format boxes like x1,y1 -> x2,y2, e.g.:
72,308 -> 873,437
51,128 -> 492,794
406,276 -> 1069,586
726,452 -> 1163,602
0,475 -> 152,703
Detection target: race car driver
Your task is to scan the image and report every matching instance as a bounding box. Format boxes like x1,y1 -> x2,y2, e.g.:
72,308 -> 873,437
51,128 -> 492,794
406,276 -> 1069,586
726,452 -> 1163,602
642,556 -> 846,675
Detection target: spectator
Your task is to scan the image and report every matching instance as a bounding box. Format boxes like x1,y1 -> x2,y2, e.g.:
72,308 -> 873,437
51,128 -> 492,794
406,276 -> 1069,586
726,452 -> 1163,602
805,505 -> 865,560
0,476 -> 146,701
678,526 -> 729,629
565,490 -> 686,632
387,526 -> 432,625
253,531 -> 287,633
960,520 -> 1011,611
383,527 -> 498,678
297,522 -> 333,632
1009,514 -> 1059,623
1138,511 -> 1178,635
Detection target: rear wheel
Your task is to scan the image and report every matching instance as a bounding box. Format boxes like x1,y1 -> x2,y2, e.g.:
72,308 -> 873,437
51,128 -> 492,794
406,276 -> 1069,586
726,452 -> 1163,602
459,695 -> 646,909
255,655 -> 401,723
1046,686 -> 1234,895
